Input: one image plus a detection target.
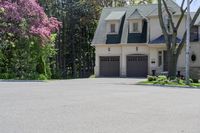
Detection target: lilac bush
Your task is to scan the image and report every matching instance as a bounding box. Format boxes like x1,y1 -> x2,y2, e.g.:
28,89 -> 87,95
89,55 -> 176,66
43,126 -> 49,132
0,0 -> 61,43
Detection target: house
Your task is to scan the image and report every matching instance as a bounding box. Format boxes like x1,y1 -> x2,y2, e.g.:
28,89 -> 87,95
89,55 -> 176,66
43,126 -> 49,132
92,0 -> 200,78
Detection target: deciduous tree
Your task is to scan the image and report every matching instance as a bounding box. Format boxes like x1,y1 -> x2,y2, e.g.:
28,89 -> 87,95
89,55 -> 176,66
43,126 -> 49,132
157,0 -> 200,78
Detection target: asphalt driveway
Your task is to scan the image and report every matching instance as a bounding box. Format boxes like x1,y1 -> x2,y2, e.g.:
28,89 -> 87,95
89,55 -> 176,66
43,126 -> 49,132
0,78 -> 200,133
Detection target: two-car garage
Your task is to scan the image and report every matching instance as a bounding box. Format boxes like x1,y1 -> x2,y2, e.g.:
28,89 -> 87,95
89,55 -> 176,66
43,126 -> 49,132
99,55 -> 148,77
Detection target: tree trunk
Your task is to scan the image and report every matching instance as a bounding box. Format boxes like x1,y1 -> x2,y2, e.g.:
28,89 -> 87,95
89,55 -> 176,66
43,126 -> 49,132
167,50 -> 178,79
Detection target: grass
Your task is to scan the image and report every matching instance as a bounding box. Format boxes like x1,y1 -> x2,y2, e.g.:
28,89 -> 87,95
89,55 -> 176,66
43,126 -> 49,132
139,81 -> 200,88
138,76 -> 200,88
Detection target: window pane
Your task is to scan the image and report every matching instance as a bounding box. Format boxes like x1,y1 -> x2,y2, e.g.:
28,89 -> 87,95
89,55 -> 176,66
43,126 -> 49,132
158,51 -> 162,67
133,22 -> 138,32
190,26 -> 198,42
110,24 -> 115,33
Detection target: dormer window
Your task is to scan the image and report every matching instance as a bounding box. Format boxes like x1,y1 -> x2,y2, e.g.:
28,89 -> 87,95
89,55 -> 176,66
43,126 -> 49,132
133,22 -> 139,32
127,9 -> 145,34
110,24 -> 116,33
129,20 -> 142,33
105,11 -> 126,35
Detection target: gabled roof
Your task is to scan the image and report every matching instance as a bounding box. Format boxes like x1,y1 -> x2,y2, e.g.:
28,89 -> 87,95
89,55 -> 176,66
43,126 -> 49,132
149,35 -> 181,44
92,5 -> 158,45
127,9 -> 146,20
92,0 -> 184,45
105,11 -> 126,21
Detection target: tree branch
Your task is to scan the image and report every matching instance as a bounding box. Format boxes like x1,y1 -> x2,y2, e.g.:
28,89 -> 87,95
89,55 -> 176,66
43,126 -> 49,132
180,0 -> 186,11
176,10 -> 185,29
176,0 -> 194,29
158,0 -> 171,49
162,0 -> 175,31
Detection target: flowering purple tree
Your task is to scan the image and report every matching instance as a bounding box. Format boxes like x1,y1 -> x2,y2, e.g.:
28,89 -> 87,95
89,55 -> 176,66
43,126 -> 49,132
0,0 -> 61,44
0,0 -> 61,79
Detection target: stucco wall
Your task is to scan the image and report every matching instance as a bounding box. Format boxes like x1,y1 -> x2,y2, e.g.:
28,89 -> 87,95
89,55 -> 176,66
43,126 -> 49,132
95,44 -> 149,77
149,16 -> 186,41
95,45 -> 122,76
149,47 -> 166,74
94,42 -> 200,78
190,42 -> 200,67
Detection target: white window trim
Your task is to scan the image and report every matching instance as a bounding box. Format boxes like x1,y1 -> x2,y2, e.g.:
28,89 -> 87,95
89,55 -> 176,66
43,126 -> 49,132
106,21 -> 119,34
110,23 -> 117,34
129,20 -> 142,33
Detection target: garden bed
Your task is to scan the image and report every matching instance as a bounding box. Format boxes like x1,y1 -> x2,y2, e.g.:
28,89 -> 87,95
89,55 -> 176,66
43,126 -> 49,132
138,75 -> 200,88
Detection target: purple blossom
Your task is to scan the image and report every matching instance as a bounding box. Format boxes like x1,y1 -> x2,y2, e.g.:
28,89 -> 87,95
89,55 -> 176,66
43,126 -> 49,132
0,0 -> 61,45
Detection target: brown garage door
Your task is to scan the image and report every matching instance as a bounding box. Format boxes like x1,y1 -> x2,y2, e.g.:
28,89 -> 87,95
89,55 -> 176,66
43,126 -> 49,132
127,55 -> 148,77
100,56 -> 120,77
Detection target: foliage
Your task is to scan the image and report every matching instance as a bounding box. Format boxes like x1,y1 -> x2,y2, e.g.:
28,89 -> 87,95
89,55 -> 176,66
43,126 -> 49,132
0,0 -> 61,80
86,0 -> 154,7
0,0 -> 61,43
143,75 -> 200,88
129,0 -> 154,5
192,79 -> 199,83
37,74 -> 48,80
147,75 -> 157,81
39,0 -> 97,79
0,37 -> 56,80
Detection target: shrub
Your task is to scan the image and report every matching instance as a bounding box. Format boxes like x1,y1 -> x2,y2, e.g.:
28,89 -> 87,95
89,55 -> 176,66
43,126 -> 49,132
0,73 -> 9,79
192,79 -> 199,83
157,75 -> 167,80
175,78 -> 185,85
37,74 -> 48,80
189,79 -> 193,83
147,75 -> 157,81
154,75 -> 169,85
0,37 -> 56,80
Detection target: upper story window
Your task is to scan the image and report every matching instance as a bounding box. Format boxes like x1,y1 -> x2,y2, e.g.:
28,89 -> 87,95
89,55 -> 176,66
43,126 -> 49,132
133,22 -> 139,32
105,11 -> 126,35
110,24 -> 116,33
129,20 -> 142,33
190,26 -> 198,42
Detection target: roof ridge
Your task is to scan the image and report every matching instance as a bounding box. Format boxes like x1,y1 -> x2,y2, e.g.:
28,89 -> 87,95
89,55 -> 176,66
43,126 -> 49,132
103,3 -> 158,9
128,8 -> 146,19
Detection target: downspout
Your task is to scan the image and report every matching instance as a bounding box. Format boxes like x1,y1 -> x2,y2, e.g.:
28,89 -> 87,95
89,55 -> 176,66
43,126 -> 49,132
147,17 -> 151,44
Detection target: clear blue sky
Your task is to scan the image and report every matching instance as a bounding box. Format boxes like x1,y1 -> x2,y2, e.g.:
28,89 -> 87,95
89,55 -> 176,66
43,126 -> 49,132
176,0 -> 200,12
